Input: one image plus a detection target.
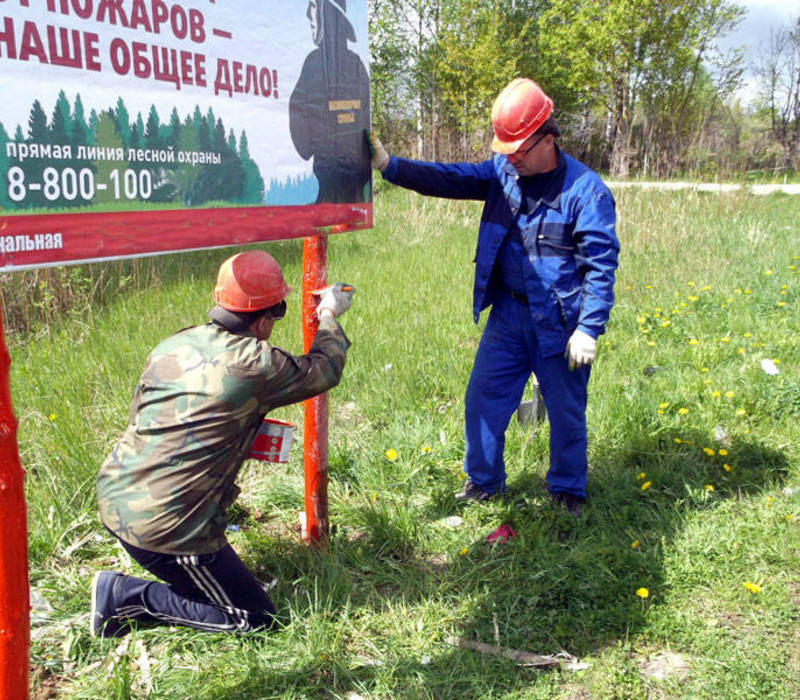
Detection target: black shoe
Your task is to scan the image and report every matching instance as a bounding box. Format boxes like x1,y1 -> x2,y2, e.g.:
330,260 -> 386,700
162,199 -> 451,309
551,492 -> 585,517
90,571 -> 130,638
455,481 -> 492,502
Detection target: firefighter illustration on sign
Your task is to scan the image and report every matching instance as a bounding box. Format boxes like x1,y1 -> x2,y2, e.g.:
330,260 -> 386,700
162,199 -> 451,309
289,0 -> 371,203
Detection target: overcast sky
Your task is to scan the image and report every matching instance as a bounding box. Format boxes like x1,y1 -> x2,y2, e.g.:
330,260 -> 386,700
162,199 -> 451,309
717,0 -> 799,67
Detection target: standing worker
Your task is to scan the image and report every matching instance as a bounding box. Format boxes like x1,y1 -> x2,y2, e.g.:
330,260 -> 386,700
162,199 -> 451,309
367,78 -> 619,515
91,250 -> 354,637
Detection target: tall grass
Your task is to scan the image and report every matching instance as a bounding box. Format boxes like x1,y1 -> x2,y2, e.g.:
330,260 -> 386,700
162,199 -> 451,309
10,187 -> 800,698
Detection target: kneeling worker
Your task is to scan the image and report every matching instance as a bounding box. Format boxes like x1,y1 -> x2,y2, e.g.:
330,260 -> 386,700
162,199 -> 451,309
92,250 -> 354,637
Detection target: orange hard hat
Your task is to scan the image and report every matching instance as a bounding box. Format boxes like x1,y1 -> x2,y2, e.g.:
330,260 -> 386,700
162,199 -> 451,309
491,78 -> 553,154
214,250 -> 292,312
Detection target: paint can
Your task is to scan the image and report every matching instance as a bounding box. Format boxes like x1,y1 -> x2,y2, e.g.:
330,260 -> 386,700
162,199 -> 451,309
247,418 -> 294,463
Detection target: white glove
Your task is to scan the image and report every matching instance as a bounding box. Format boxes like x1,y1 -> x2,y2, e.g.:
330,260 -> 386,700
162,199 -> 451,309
365,130 -> 389,172
565,329 -> 596,370
314,283 -> 356,319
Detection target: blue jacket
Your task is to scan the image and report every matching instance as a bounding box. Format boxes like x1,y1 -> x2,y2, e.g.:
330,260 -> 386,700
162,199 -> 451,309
381,148 -> 619,356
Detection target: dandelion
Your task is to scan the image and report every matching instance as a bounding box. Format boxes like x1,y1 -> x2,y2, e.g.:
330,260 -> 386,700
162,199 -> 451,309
764,269 -> 773,276
787,515 -> 793,520
459,547 -> 468,556
659,402 -> 669,409
678,408 -> 689,415
743,332 -> 752,338
384,448 -> 398,461
704,484 -> 715,492
723,463 -> 732,472
704,378 -> 712,385
641,481 -> 652,491
711,390 -> 721,398
647,341 -> 656,347
703,447 -> 715,456
420,445 -> 432,454
373,492 -> 378,502
636,587 -> 650,599
701,367 -> 710,373
777,301 -> 786,307
687,281 -> 695,287
721,337 -> 730,343
48,413 -> 56,421
637,472 -> 646,480
736,408 -> 746,417
688,338 -> 699,345
737,348 -> 745,355
718,448 -> 728,456
742,581 -> 761,594
674,438 -> 682,444
632,540 -> 640,548
661,320 -> 671,328
725,391 -> 734,398
745,288 -> 752,294
688,295 -> 699,302
767,496 -> 774,507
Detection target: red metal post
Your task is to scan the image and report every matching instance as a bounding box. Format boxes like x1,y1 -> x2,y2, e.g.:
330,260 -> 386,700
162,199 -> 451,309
301,235 -> 329,544
0,306 -> 30,699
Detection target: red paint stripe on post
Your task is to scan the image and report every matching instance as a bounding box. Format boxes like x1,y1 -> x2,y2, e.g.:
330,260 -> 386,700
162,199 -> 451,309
0,302 -> 30,700
301,235 -> 329,544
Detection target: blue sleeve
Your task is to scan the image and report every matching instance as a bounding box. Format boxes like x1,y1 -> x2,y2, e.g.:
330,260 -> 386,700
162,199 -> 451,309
382,156 -> 493,200
574,188 -> 619,338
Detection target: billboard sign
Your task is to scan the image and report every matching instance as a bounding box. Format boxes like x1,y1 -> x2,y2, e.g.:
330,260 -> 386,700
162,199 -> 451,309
0,0 -> 372,271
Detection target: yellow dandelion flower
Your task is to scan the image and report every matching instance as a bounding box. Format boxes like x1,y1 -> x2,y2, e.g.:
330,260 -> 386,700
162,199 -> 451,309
703,447 -> 715,456
659,402 -> 669,409
645,285 -> 652,289
637,316 -> 646,324
786,515 -> 793,520
726,298 -> 733,303
421,445 -> 432,454
777,301 -> 786,307
701,367 -> 710,373
745,288 -> 752,294
647,341 -> 656,346
48,413 -> 56,421
625,284 -> 632,290
459,547 -> 468,556
637,472 -> 646,480
688,295 -> 699,302
661,320 -> 671,328
704,378 -> 712,385
674,438 -> 682,444
636,587 -> 650,599
689,338 -> 699,346
704,484 -> 715,492
678,408 -> 689,415
764,270 -> 773,276
743,332 -> 752,338
743,581 -> 761,594
736,408 -> 746,417
767,496 -> 774,506
680,302 -> 687,308
657,409 -> 664,414
711,390 -> 721,398
738,348 -> 745,355
373,492 -> 378,502
721,337 -> 730,343
632,540 -> 640,548
725,391 -> 734,398
687,281 -> 695,287
384,448 -> 398,461
723,463 -> 732,472
718,448 -> 728,456
641,481 -> 652,491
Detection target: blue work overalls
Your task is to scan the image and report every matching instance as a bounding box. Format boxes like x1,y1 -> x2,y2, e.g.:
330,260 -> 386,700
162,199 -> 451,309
382,148 -> 618,498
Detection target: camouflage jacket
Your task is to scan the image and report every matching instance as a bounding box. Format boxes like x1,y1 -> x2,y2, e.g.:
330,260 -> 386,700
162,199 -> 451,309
97,316 -> 350,555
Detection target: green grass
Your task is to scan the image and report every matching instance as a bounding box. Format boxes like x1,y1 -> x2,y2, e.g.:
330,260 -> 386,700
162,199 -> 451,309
8,187 -> 800,698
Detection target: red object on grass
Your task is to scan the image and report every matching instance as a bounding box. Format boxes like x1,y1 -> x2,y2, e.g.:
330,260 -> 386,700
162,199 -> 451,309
486,524 -> 516,544
301,235 -> 329,544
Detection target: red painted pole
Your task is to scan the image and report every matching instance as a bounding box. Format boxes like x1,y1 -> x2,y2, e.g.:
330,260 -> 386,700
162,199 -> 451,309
0,304 -> 30,699
301,235 -> 329,544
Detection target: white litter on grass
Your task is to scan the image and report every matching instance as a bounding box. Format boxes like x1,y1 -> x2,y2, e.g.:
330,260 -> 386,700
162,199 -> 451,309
381,363 -> 393,372
30,589 -> 53,626
783,487 -> 799,496
439,429 -> 446,446
438,516 -> 463,528
713,425 -> 730,445
760,358 -> 780,376
420,655 -> 432,665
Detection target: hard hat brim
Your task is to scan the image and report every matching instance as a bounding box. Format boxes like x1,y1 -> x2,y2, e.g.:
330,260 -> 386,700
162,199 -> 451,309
491,133 -> 530,155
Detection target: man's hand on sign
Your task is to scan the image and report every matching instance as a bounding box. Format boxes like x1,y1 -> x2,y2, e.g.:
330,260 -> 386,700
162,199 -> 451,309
365,130 -> 389,172
313,283 -> 356,319
565,329 -> 596,370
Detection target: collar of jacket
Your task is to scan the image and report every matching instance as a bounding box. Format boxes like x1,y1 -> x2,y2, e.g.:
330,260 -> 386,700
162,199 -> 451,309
494,147 -> 568,212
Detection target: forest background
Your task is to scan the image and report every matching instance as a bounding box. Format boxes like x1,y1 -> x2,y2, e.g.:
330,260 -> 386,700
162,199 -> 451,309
367,0 -> 800,180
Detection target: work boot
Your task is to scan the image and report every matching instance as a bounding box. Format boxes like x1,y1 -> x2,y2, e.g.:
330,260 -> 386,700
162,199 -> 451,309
455,481 -> 491,502
551,492 -> 585,517
90,571 -> 130,638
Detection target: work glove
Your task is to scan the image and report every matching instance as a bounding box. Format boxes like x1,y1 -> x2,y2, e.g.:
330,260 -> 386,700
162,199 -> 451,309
313,283 -> 356,320
365,130 -> 389,172
565,329 -> 596,370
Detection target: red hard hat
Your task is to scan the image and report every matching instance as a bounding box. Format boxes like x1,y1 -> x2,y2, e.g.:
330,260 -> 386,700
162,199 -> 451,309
214,250 -> 292,312
491,78 -> 553,154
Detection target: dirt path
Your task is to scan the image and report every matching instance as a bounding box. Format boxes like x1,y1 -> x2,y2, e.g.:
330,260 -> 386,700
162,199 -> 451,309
606,181 -> 800,195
